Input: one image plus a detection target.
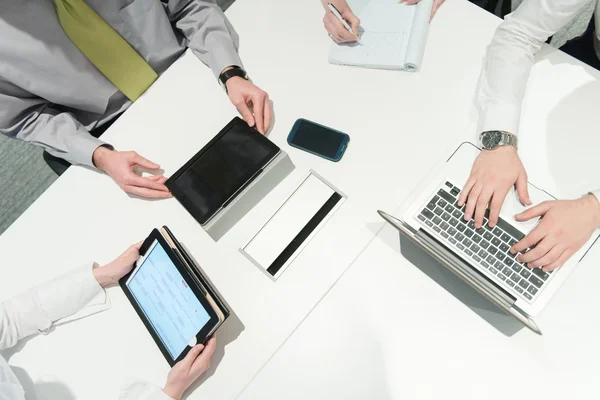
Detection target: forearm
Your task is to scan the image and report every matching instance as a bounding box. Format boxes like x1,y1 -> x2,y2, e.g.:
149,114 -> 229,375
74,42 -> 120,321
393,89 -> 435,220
0,95 -> 109,168
165,0 -> 243,78
0,264 -> 104,351
475,0 -> 590,136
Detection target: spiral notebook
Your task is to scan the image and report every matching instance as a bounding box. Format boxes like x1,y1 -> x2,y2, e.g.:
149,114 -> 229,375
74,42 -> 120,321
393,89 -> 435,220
328,0 -> 433,72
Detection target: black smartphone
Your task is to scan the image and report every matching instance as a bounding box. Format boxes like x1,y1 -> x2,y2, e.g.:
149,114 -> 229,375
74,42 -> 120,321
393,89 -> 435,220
287,118 -> 350,162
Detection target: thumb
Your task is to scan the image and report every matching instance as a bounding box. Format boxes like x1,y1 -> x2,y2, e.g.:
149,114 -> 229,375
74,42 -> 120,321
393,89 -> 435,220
515,172 -> 531,206
515,201 -> 552,221
181,344 -> 205,368
344,11 -> 360,35
236,100 -> 255,128
132,153 -> 160,170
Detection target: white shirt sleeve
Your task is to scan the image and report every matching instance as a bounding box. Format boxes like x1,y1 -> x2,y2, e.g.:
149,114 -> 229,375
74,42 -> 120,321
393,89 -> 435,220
119,378 -> 173,400
475,0 -> 591,136
0,264 -> 108,351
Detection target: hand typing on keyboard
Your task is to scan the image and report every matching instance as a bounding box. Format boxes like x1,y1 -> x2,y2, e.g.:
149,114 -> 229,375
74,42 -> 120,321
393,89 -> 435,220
511,195 -> 600,272
458,146 -> 531,230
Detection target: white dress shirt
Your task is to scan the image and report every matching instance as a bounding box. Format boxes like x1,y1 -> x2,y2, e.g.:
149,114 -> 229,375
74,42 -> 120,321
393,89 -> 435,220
475,0 -> 600,201
0,265 -> 171,400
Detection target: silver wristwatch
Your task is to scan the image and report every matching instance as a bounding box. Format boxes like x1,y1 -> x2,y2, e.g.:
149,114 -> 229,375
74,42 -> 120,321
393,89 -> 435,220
479,130 -> 518,150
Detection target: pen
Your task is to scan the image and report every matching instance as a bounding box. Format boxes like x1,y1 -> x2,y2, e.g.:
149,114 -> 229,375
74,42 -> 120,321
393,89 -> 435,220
327,3 -> 361,43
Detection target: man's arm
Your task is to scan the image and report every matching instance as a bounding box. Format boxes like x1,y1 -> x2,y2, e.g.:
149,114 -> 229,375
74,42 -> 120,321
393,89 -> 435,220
476,0 -> 590,135
461,0 -> 591,229
162,0 -> 272,134
163,0 -> 243,78
0,79 -> 108,168
0,265 -> 105,351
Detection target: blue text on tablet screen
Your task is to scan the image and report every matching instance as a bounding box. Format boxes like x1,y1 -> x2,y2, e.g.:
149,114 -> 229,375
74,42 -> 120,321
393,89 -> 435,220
128,242 -> 210,358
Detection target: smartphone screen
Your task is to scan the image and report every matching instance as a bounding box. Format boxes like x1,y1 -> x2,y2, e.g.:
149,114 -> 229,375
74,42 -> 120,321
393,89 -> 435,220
287,119 -> 349,161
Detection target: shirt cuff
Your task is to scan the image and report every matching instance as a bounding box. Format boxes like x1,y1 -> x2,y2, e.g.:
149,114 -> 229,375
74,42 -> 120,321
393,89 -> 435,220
68,129 -> 113,169
477,101 -> 522,137
35,263 -> 108,330
119,379 -> 174,400
206,35 -> 244,79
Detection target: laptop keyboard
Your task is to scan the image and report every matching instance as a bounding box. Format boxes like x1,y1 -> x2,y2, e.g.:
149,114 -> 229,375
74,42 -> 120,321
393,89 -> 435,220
417,180 -> 553,303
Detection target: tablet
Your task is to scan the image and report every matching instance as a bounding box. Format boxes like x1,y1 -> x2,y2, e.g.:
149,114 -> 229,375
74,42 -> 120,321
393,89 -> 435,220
166,117 -> 280,225
120,230 -> 220,366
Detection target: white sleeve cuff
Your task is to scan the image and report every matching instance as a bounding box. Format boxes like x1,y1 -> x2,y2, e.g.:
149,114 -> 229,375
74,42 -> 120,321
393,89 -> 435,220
119,379 -> 173,400
35,264 -> 109,331
477,101 -> 522,137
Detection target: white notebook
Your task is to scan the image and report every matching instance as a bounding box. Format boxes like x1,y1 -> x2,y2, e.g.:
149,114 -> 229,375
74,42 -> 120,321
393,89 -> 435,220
328,0 -> 433,72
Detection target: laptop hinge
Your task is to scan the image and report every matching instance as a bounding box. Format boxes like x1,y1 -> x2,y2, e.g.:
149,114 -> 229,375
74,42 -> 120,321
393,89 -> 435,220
413,229 -> 516,310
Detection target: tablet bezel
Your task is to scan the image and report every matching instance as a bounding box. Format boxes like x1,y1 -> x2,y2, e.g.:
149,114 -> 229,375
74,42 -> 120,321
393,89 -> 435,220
119,229 -> 220,366
165,117 -> 280,225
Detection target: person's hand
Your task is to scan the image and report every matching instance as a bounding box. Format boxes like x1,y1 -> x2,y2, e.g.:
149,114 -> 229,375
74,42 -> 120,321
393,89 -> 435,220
163,337 -> 217,400
322,0 -> 360,43
93,242 -> 142,288
401,0 -> 446,20
510,195 -> 600,272
92,147 -> 171,199
225,76 -> 272,135
458,146 -> 531,229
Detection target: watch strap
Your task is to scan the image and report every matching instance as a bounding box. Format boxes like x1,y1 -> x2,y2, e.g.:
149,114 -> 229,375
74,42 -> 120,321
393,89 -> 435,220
219,66 -> 247,90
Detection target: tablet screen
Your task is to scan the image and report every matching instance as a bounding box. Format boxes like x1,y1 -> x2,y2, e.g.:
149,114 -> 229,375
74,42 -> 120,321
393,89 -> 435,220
127,241 -> 211,359
168,119 -> 279,224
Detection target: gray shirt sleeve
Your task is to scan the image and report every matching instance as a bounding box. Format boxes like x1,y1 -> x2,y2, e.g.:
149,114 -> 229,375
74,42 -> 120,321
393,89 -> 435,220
163,0 -> 244,78
0,78 -> 109,168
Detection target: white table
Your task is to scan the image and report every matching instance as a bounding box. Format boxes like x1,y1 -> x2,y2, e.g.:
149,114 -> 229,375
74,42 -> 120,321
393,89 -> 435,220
238,7 -> 600,400
0,0 -> 503,399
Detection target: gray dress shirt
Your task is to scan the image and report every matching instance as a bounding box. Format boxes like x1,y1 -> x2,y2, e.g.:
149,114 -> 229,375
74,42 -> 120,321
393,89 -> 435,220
0,0 -> 243,168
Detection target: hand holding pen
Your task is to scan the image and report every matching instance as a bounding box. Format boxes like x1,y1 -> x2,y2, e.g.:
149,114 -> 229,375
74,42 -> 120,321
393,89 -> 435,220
323,1 -> 361,43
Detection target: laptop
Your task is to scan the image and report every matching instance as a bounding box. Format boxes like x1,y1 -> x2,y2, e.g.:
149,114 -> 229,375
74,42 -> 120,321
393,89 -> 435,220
378,142 -> 599,334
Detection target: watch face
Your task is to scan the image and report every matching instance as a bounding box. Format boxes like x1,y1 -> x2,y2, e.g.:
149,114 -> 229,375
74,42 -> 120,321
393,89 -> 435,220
482,131 -> 502,149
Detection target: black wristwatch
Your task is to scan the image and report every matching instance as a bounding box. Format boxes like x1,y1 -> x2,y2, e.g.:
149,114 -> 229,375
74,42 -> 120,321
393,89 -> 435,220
219,66 -> 248,92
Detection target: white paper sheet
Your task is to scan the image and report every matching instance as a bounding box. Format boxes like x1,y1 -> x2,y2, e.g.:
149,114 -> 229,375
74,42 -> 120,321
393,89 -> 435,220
328,0 -> 434,72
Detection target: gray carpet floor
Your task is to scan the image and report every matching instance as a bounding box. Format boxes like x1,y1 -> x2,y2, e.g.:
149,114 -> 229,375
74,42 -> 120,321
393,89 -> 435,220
0,135 -> 57,234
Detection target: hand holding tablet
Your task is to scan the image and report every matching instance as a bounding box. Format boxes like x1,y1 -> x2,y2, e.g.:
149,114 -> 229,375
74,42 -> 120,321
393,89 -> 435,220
120,227 -> 229,366
163,337 -> 217,400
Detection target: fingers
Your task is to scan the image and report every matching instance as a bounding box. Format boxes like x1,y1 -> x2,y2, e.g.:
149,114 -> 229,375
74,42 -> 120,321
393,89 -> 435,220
464,183 -> 482,221
191,337 -> 217,374
234,98 -> 255,129
124,185 -> 173,199
473,188 -> 493,228
514,201 -> 552,222
488,189 -> 508,228
263,97 -> 272,135
127,174 -> 170,193
132,240 -> 144,250
457,177 -> 475,207
148,175 -> 168,184
528,245 -> 563,269
252,92 -> 266,134
324,13 -> 358,42
180,344 -> 205,370
131,152 -> 160,170
518,236 -> 553,264
342,10 -> 360,34
515,172 -> 531,206
512,224 -> 546,254
403,0 -> 420,5
543,248 -> 572,272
